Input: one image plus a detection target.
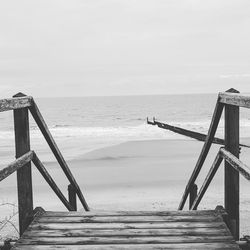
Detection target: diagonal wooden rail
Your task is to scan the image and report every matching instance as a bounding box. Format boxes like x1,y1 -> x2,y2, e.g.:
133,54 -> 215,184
190,147 -> 250,211
29,98 -> 89,211
148,88 -> 250,241
177,88 -> 250,241
178,96 -> 225,210
0,92 -> 89,235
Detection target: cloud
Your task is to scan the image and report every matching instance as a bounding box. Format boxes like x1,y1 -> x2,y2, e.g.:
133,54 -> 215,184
1,0 -> 250,96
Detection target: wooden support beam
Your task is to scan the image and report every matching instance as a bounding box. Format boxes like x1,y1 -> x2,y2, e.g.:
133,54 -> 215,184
32,153 -> 75,211
224,88 -> 240,240
13,92 -> 33,236
29,100 -> 89,211
191,153 -> 223,210
68,184 -> 77,211
178,97 -> 224,210
189,183 -> 198,210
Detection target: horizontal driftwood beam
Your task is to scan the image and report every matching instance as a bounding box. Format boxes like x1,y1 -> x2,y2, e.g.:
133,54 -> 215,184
147,119 -> 249,148
0,96 -> 33,112
0,151 -> 34,182
219,92 -> 250,109
220,148 -> 250,181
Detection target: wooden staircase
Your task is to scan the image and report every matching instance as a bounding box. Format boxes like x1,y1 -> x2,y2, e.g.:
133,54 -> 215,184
1,91 -> 250,249
13,209 -> 240,249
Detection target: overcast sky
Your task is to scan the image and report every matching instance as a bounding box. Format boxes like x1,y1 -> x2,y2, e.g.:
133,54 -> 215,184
1,0 -> 250,97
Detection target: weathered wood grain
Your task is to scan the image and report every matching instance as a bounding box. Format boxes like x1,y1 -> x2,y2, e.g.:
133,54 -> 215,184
0,96 -> 33,112
220,148 -> 250,181
23,227 -> 230,237
0,151 -> 34,181
29,221 -> 227,230
219,92 -> 250,108
43,210 -> 219,217
13,92 -> 33,236
29,100 -> 89,211
14,210 -> 239,249
16,235 -> 235,245
37,215 -> 223,223
178,97 -> 224,210
224,94 -> 240,241
12,242 -> 241,250
32,153 -> 74,211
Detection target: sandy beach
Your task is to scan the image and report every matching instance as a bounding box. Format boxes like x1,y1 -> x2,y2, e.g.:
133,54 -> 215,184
1,138 -> 250,238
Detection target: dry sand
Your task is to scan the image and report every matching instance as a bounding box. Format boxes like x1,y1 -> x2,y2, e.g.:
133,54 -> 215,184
1,139 -> 250,237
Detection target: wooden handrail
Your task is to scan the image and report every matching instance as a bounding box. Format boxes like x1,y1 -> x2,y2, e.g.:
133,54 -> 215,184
0,151 -> 34,182
29,100 -> 89,211
190,147 -> 250,211
0,93 -> 90,234
178,97 -> 224,210
32,153 -> 75,211
220,148 -> 250,181
219,92 -> 250,108
0,96 -> 33,112
0,150 -> 75,211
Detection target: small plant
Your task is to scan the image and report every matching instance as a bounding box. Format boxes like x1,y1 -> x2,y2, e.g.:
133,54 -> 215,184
0,202 -> 19,247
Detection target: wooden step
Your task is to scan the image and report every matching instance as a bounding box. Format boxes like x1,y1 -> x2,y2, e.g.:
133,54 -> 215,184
13,209 -> 240,249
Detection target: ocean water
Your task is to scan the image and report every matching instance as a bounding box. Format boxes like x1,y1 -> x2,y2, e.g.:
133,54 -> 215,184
1,93 -> 250,164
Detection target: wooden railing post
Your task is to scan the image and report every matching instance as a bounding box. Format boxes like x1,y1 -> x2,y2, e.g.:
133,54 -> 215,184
13,92 -> 33,236
189,183 -> 198,210
68,184 -> 77,211
224,88 -> 240,240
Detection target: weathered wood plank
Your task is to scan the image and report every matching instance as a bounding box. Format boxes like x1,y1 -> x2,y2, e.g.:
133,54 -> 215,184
29,100 -> 89,211
189,183 -> 198,210
219,92 -> 250,108
13,92 -> 33,236
29,221 -> 227,230
0,151 -> 34,181
224,96 -> 240,241
191,153 -> 223,210
14,209 -> 239,249
68,184 -> 77,211
32,153 -> 74,211
178,97 -> 224,210
23,227 -> 230,237
15,235 -> 235,245
220,148 -> 250,181
0,96 -> 33,112
12,242 -> 241,250
37,215 -> 223,223
43,210 -> 219,217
